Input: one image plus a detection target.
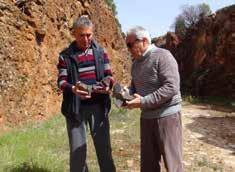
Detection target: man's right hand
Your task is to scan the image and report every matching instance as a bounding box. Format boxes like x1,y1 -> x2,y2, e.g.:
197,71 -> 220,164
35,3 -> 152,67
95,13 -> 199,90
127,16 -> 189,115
72,85 -> 91,100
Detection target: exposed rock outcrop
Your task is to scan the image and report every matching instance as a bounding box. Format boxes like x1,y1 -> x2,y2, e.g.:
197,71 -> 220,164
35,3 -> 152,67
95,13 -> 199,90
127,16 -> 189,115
153,5 -> 235,99
0,0 -> 130,123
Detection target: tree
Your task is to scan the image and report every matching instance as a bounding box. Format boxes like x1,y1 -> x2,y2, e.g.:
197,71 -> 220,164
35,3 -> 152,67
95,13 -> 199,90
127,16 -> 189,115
105,0 -> 117,16
172,3 -> 212,38
105,0 -> 121,29
174,15 -> 187,39
198,3 -> 212,17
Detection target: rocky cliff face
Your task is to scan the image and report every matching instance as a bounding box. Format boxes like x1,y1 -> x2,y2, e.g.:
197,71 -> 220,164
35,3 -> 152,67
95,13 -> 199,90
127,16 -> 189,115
153,5 -> 235,99
0,0 -> 130,123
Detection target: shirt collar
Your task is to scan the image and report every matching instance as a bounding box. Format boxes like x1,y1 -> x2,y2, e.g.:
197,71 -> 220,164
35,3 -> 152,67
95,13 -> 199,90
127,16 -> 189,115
136,44 -> 155,62
143,44 -> 155,56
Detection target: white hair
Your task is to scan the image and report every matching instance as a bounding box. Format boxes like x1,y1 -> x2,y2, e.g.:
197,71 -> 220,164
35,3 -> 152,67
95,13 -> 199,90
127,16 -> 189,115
72,15 -> 93,30
126,26 -> 151,44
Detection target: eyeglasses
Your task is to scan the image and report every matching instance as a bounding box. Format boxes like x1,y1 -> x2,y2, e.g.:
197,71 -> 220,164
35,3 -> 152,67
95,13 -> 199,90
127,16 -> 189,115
80,33 -> 92,38
126,39 -> 141,49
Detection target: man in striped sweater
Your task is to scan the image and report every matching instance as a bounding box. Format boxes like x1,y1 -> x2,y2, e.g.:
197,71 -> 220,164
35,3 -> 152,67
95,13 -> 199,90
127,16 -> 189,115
57,16 -> 116,172
124,26 -> 183,172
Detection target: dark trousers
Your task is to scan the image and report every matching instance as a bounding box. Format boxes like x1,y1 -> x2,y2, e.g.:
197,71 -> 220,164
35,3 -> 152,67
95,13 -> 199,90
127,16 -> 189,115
141,112 -> 183,172
66,104 -> 116,172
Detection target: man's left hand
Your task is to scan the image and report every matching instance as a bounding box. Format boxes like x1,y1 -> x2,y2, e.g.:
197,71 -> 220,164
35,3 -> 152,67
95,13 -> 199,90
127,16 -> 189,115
125,93 -> 142,109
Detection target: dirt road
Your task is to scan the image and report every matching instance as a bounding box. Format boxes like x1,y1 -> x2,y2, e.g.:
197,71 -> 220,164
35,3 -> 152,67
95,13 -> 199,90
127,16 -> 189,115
117,103 -> 235,172
182,103 -> 235,172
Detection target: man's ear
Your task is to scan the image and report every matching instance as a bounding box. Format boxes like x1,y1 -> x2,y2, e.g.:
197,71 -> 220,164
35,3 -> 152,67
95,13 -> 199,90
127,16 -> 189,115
142,38 -> 149,46
71,30 -> 75,36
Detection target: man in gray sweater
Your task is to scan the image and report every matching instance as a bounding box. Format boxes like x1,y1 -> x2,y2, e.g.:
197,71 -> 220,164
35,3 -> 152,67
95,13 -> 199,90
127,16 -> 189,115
124,26 -> 183,172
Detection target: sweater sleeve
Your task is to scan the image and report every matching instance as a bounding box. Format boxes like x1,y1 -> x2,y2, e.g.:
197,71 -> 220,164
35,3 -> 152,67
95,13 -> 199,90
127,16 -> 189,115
128,80 -> 136,95
103,50 -> 115,87
57,54 -> 73,92
140,50 -> 180,109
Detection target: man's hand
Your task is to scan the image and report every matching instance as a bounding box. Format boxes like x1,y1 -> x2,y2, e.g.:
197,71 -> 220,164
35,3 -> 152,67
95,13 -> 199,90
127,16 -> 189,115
72,85 -> 91,100
124,93 -> 142,109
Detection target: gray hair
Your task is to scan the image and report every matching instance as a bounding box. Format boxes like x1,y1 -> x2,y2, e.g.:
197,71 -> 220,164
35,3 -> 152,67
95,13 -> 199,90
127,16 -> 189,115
126,26 -> 151,44
72,15 -> 93,30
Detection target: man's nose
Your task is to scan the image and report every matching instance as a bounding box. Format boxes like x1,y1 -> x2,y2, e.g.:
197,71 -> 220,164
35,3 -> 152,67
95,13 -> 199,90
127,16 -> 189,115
84,36 -> 89,41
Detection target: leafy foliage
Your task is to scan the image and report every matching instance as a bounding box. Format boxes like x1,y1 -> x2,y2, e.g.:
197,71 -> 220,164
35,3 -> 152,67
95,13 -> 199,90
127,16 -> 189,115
172,3 -> 212,38
105,0 -> 117,16
105,0 -> 122,29
174,15 -> 187,39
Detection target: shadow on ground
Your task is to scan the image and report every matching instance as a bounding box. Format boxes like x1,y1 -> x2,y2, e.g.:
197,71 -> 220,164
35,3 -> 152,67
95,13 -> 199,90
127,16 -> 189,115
5,162 -> 51,172
186,115 -> 235,155
197,104 -> 235,113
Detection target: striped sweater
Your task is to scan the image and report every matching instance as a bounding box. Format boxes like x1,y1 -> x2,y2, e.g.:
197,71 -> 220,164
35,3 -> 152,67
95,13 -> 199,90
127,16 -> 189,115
131,45 -> 182,119
57,46 -> 112,92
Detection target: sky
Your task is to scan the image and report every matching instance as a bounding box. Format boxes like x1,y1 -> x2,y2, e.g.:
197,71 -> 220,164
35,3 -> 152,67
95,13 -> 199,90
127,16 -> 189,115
113,0 -> 235,37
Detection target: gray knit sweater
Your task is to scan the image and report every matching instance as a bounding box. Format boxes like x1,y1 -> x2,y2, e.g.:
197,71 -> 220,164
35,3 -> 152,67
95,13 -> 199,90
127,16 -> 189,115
130,45 -> 182,119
